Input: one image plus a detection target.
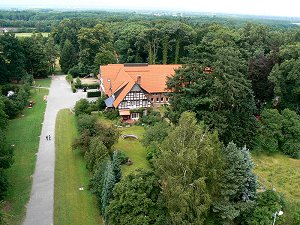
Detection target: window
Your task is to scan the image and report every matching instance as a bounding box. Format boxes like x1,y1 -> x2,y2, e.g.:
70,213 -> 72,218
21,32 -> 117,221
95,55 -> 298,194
156,98 -> 159,102
131,112 -> 139,119
151,98 -> 153,102
161,97 -> 164,101
166,98 -> 169,102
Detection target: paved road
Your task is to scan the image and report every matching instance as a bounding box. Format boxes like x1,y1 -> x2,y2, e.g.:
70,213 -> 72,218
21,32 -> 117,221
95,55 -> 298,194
23,76 -> 86,225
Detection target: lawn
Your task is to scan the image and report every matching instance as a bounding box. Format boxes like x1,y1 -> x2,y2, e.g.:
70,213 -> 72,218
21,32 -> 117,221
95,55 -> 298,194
54,109 -> 102,225
98,114 -> 150,175
4,87 -> 49,225
34,77 -> 52,88
252,153 -> 300,202
116,126 -> 150,176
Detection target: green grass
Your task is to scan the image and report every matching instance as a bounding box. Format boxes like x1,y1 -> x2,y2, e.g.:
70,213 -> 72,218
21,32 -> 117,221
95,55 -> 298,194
116,126 -> 150,176
54,109 -> 102,225
34,77 -> 52,87
98,114 -> 150,175
252,153 -> 300,202
15,33 -> 49,38
4,87 -> 49,225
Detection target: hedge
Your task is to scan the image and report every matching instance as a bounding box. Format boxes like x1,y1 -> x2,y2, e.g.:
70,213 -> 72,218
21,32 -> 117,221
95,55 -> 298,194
75,83 -> 100,89
87,91 -> 101,98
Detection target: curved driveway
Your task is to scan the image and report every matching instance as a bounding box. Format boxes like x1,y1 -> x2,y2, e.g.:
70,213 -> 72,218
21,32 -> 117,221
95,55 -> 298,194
23,76 -> 86,225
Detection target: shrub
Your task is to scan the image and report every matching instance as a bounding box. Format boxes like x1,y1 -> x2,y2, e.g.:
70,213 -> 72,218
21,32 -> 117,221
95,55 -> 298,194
66,73 -> 73,83
68,65 -> 84,77
103,109 -> 119,120
140,109 -> 162,125
71,83 -> 76,93
114,151 -> 129,164
82,83 -> 100,89
87,91 -> 101,98
74,99 -> 91,116
75,77 -> 82,88
77,114 -> 97,134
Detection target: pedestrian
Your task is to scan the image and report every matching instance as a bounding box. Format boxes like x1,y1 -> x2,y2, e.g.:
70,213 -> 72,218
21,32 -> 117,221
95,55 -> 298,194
46,135 -> 48,141
49,135 -> 51,140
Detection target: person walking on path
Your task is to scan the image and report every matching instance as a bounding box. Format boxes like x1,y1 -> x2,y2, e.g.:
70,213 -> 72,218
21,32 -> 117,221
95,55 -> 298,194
49,135 -> 51,141
46,135 -> 48,141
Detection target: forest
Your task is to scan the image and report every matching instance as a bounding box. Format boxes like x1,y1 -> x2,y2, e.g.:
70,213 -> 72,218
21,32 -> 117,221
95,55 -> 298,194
0,9 -> 300,225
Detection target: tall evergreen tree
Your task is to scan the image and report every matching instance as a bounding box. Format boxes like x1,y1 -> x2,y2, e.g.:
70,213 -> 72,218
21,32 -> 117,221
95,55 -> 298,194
101,161 -> 116,221
213,142 -> 257,224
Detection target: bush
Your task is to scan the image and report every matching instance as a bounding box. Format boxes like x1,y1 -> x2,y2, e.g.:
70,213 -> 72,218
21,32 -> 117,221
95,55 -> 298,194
74,99 -> 91,116
140,109 -> 162,125
115,151 -> 129,164
87,91 -> 101,98
71,83 -> 76,93
77,114 -> 97,134
68,65 -> 84,78
66,73 -> 73,83
103,109 -> 119,120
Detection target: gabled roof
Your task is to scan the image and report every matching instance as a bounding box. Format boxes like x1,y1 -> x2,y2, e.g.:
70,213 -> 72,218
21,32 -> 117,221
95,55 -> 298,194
98,64 -> 181,107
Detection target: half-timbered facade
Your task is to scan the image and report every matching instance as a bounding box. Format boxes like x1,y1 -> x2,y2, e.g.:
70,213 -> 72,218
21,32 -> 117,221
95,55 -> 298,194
98,63 -> 181,121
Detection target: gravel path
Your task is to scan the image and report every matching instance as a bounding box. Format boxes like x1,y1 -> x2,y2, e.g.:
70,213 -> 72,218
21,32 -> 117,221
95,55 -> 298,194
23,76 -> 87,225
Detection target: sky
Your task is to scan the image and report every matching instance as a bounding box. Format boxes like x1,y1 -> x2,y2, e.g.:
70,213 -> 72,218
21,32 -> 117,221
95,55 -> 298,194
0,0 -> 300,18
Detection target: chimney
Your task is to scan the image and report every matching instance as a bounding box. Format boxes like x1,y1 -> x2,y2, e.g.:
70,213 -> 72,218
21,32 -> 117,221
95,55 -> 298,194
136,75 -> 141,85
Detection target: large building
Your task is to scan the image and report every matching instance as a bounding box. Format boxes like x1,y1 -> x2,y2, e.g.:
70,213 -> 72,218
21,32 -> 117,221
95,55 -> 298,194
98,63 -> 181,121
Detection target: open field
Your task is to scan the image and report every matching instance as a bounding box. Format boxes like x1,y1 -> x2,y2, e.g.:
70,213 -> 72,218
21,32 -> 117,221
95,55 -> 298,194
252,153 -> 300,202
15,32 -> 49,38
54,109 -> 102,225
34,77 -> 52,88
4,87 -> 49,225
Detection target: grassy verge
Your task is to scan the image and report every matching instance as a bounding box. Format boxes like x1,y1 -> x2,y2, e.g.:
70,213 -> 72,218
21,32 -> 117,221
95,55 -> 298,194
4,87 -> 49,225
34,77 -> 52,87
54,109 -> 101,225
252,153 -> 300,202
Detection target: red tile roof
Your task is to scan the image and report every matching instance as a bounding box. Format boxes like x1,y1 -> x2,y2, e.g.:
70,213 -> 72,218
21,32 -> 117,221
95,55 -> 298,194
98,64 -> 181,108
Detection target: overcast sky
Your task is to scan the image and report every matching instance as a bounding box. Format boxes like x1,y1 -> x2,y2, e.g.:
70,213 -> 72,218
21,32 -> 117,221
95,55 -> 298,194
0,0 -> 299,17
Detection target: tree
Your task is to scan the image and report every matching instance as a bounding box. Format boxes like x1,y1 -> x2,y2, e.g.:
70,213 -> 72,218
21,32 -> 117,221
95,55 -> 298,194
21,33 -> 49,78
77,114 -> 97,134
167,47 -> 257,147
0,32 -> 26,82
248,52 -> 276,109
101,161 -> 116,221
254,109 -> 283,153
106,169 -> 167,225
45,36 -> 59,74
78,23 -> 113,73
268,43 -> 300,112
281,109 -> 300,158
85,136 -> 109,172
154,112 -> 223,225
112,151 -> 121,183
60,39 -> 77,74
213,143 -> 257,224
243,190 -> 284,225
74,99 -> 91,116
